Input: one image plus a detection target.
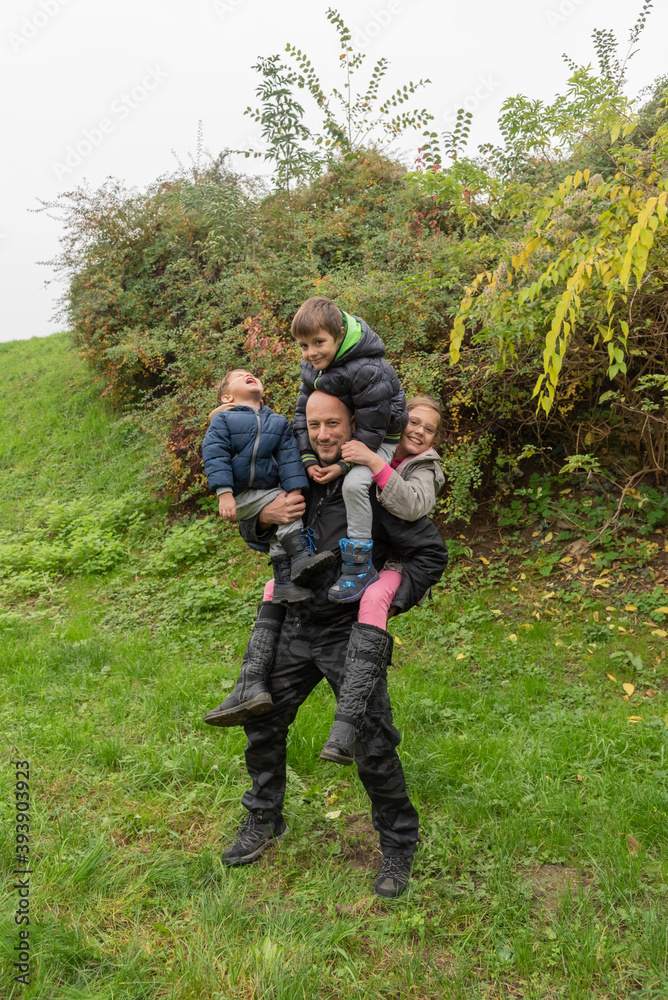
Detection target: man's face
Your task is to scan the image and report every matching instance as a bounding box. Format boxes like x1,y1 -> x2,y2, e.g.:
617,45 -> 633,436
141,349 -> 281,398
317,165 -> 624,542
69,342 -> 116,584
306,392 -> 353,465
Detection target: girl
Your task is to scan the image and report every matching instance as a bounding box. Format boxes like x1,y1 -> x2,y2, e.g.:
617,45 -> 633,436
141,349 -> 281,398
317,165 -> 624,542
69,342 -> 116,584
319,395 -> 445,763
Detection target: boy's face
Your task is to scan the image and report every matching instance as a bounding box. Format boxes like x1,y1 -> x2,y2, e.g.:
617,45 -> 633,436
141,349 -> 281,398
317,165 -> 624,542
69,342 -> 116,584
222,370 -> 264,405
294,327 -> 342,370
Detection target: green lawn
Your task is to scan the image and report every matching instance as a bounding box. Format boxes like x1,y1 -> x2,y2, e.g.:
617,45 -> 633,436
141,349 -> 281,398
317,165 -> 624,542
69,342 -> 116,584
1,334 -> 668,999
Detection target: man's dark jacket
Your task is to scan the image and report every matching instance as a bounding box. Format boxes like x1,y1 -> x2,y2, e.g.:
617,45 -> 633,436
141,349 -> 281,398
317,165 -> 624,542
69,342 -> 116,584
293,313 -> 408,468
202,405 -> 307,498
240,476 -> 448,625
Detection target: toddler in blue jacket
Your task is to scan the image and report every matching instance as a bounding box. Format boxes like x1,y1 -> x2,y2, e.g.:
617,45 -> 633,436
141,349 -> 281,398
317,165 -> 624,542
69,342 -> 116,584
202,369 -> 334,603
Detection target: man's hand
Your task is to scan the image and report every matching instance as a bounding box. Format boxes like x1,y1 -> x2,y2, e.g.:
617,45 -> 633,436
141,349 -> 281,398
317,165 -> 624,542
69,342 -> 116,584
340,440 -> 386,473
218,493 -> 237,520
258,490 -> 307,528
308,464 -> 344,484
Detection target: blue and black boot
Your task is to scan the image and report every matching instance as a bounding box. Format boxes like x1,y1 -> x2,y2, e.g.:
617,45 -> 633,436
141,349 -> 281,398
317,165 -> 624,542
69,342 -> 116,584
327,538 -> 379,603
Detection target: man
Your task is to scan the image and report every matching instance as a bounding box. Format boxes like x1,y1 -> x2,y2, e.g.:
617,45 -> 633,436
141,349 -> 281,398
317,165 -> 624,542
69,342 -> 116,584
205,391 -> 448,898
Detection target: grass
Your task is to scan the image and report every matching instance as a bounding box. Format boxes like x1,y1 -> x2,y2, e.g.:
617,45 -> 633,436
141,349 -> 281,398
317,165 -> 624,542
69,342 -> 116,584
1,333 -> 668,999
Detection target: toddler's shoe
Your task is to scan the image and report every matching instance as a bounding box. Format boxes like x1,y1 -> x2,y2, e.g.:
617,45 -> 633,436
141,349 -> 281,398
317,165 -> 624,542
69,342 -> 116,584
271,554 -> 313,604
328,538 -> 379,603
282,527 -> 336,586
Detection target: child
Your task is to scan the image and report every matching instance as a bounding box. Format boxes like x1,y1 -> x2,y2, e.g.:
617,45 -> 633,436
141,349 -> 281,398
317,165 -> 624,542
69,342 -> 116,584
292,296 -> 407,602
319,394 -> 445,763
202,369 -> 335,606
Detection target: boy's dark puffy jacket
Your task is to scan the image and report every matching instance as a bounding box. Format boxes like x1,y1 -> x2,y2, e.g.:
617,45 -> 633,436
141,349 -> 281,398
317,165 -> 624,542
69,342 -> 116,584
202,405 -> 308,497
293,312 -> 407,466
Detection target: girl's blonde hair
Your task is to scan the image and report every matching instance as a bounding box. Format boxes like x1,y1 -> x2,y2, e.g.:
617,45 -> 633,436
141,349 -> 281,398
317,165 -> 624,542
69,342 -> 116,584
406,395 -> 443,447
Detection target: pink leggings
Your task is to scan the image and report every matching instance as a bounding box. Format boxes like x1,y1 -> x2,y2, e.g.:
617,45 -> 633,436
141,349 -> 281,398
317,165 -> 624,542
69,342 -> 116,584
262,568 -> 402,630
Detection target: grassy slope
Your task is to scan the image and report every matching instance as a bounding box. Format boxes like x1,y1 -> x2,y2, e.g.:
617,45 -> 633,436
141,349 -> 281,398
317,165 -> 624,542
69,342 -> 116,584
1,334 -> 668,1000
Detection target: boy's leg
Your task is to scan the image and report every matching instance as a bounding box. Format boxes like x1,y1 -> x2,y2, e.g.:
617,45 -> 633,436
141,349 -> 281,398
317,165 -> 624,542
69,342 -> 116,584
204,601 -> 285,727
329,442 -> 397,604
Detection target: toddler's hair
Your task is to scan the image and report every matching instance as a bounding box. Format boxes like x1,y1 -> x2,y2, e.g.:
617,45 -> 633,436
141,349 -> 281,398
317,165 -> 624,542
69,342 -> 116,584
406,395 -> 443,446
291,296 -> 344,342
215,371 -> 236,406
208,370 -> 243,421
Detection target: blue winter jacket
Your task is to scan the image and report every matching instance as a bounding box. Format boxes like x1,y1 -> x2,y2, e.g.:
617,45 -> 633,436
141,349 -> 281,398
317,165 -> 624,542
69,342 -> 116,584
202,405 -> 308,497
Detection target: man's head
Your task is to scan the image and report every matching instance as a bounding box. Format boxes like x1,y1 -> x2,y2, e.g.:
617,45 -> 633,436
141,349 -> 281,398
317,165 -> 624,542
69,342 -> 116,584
305,391 -> 353,465
291,297 -> 345,371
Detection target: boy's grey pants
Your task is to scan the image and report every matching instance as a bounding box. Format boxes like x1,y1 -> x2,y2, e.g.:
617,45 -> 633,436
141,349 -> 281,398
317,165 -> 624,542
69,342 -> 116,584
343,440 -> 397,542
233,487 -> 302,558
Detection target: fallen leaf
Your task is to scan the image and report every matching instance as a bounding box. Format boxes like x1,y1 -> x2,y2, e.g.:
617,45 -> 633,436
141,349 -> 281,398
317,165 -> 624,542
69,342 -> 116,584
555,639 -> 565,647
623,683 -> 635,696
627,716 -> 642,724
560,556 -> 573,564
325,810 -> 342,820
606,606 -> 616,612
593,611 -> 599,621
606,673 -> 617,682
654,607 -> 668,614
456,653 -> 465,660
567,538 -> 590,558
617,626 -> 627,633
532,531 -> 540,537
576,774 -> 584,782
651,629 -> 667,638
491,609 -> 502,615
479,556 -> 489,565
394,636 -> 403,645
508,634 -> 518,643
544,532 -> 553,543
593,579 -> 611,587
519,623 -> 534,630
626,834 -> 641,854
624,604 -> 638,612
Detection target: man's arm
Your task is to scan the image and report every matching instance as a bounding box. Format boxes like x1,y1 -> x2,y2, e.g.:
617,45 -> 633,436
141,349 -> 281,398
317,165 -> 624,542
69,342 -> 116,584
374,504 -> 448,615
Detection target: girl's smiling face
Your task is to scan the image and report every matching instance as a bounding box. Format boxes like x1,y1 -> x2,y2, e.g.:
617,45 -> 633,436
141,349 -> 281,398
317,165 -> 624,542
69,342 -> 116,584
398,404 -> 440,457
294,328 -> 342,370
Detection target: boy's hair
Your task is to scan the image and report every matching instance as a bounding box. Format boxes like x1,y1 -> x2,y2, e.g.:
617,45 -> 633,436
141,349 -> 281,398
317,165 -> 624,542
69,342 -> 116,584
406,395 -> 444,447
291,296 -> 345,342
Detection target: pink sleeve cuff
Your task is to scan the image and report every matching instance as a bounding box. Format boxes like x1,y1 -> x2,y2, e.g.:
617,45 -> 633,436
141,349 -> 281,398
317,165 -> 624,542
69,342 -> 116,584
372,464 -> 393,489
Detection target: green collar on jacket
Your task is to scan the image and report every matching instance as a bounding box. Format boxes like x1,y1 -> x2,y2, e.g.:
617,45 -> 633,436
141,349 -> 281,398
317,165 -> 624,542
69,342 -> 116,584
334,311 -> 362,361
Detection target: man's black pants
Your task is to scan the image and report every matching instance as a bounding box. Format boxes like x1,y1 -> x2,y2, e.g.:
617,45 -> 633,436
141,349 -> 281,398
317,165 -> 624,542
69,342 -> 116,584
241,614 -> 419,858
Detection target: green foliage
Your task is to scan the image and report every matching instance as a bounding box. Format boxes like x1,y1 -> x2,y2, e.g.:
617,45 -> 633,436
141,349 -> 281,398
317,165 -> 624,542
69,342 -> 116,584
147,517 -> 218,574
43,4 -> 668,521
0,492 -> 148,602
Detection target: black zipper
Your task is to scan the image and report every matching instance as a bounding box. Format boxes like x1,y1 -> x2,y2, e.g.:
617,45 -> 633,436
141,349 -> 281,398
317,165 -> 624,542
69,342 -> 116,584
248,410 -> 262,488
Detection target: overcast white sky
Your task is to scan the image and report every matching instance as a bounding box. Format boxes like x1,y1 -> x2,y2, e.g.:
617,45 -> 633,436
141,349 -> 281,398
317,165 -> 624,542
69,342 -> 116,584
1,0 -> 666,344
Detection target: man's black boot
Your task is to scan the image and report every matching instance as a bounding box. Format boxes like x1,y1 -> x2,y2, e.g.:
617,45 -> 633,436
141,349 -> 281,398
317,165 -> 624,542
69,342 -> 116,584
204,605 -> 284,727
271,554 -> 314,604
221,809 -> 289,866
374,854 -> 413,898
319,622 -> 394,765
281,527 -> 336,586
